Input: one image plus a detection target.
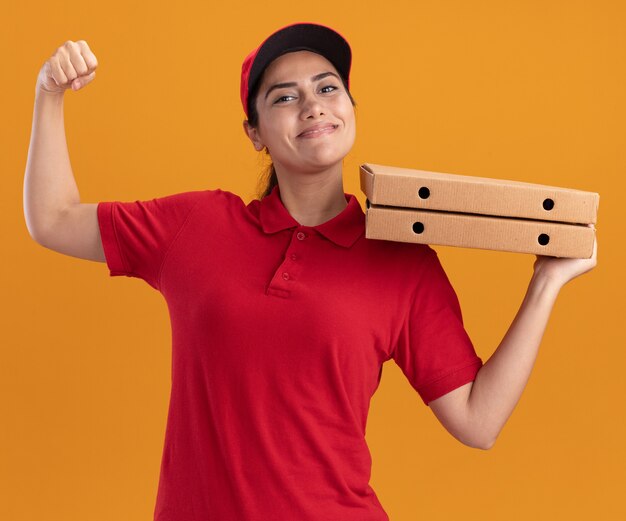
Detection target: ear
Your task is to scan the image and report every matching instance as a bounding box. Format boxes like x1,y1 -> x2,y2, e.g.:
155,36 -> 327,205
243,120 -> 265,152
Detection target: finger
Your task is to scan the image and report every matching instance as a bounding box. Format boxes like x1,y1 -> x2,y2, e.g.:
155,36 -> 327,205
58,50 -> 79,85
50,55 -> 68,86
68,42 -> 89,77
590,226 -> 597,259
76,40 -> 98,70
73,70 -> 96,90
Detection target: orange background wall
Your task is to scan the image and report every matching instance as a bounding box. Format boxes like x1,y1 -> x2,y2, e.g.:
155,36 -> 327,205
3,1 -> 624,520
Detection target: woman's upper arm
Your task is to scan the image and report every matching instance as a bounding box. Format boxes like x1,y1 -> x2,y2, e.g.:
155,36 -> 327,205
428,381 -> 490,449
34,203 -> 105,263
428,382 -> 471,429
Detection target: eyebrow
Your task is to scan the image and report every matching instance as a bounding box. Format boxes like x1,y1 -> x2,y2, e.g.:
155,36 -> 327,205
264,71 -> 341,101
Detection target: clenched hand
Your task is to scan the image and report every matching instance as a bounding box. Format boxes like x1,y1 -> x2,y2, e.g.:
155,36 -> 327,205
36,40 -> 98,95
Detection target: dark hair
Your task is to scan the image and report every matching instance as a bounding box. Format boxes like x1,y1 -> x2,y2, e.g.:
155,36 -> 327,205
246,65 -> 357,200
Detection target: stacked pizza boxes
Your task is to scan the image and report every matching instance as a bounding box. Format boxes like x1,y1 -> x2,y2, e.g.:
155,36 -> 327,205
360,163 -> 599,258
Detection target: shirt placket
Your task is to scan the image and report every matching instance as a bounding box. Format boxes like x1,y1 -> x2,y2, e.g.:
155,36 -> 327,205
265,227 -> 312,298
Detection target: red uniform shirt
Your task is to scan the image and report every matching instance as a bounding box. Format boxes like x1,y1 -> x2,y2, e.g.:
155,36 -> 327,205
97,184 -> 483,521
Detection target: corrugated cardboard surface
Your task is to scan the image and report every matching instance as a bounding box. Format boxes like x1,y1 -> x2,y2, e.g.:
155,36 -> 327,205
360,163 -> 599,224
365,204 -> 595,258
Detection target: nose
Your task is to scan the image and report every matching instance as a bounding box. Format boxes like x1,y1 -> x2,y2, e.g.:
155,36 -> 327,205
300,90 -> 325,119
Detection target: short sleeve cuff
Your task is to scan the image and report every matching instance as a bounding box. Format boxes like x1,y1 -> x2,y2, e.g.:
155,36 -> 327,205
418,358 -> 483,406
97,201 -> 128,276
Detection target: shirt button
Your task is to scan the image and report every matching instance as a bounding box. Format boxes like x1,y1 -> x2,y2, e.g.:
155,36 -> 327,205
290,253 -> 297,261
296,231 -> 306,240
282,272 -> 290,280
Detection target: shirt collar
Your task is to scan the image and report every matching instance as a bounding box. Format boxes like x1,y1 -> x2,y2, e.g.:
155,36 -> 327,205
259,184 -> 365,248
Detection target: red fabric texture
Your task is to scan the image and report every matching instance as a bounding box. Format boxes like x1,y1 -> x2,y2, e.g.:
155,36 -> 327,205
96,185 -> 483,520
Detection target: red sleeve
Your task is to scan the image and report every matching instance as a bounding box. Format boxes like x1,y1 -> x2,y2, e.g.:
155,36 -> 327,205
392,247 -> 483,406
96,190 -> 206,290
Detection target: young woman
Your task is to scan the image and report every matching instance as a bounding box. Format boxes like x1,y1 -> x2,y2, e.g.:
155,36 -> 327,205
24,22 -> 597,521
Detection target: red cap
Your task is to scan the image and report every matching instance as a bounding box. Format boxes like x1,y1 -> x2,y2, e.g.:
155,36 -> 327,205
240,22 -> 352,118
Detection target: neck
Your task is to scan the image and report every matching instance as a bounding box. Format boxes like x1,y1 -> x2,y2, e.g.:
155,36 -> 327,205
273,162 -> 348,227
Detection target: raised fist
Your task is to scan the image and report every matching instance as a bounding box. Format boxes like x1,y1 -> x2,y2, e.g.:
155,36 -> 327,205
37,40 -> 98,95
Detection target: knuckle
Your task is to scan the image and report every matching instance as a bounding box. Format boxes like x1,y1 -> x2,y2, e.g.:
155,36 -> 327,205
86,55 -> 98,70
77,40 -> 90,53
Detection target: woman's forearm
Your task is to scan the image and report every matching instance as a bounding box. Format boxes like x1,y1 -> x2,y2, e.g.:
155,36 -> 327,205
467,271 -> 562,447
24,90 -> 81,242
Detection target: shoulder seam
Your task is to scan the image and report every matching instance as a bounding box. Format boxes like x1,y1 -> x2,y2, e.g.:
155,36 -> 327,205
156,193 -> 206,291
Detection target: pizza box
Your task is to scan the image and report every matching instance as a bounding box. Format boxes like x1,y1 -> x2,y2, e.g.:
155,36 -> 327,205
360,163 -> 599,224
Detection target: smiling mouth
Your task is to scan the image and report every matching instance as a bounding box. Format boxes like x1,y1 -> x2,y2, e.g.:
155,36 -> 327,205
298,124 -> 339,138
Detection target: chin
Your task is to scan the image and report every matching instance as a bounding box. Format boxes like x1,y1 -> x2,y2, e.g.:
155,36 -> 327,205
308,143 -> 353,164
276,144 -> 353,173
307,152 -> 349,168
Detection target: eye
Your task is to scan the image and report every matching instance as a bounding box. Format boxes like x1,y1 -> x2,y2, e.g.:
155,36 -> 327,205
321,84 -> 339,93
273,95 -> 295,104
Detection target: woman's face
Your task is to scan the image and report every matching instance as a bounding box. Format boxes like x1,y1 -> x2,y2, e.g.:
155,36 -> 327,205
244,50 -> 356,176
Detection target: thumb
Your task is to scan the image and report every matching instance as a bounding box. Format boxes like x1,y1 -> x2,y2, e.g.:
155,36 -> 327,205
72,70 -> 96,91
